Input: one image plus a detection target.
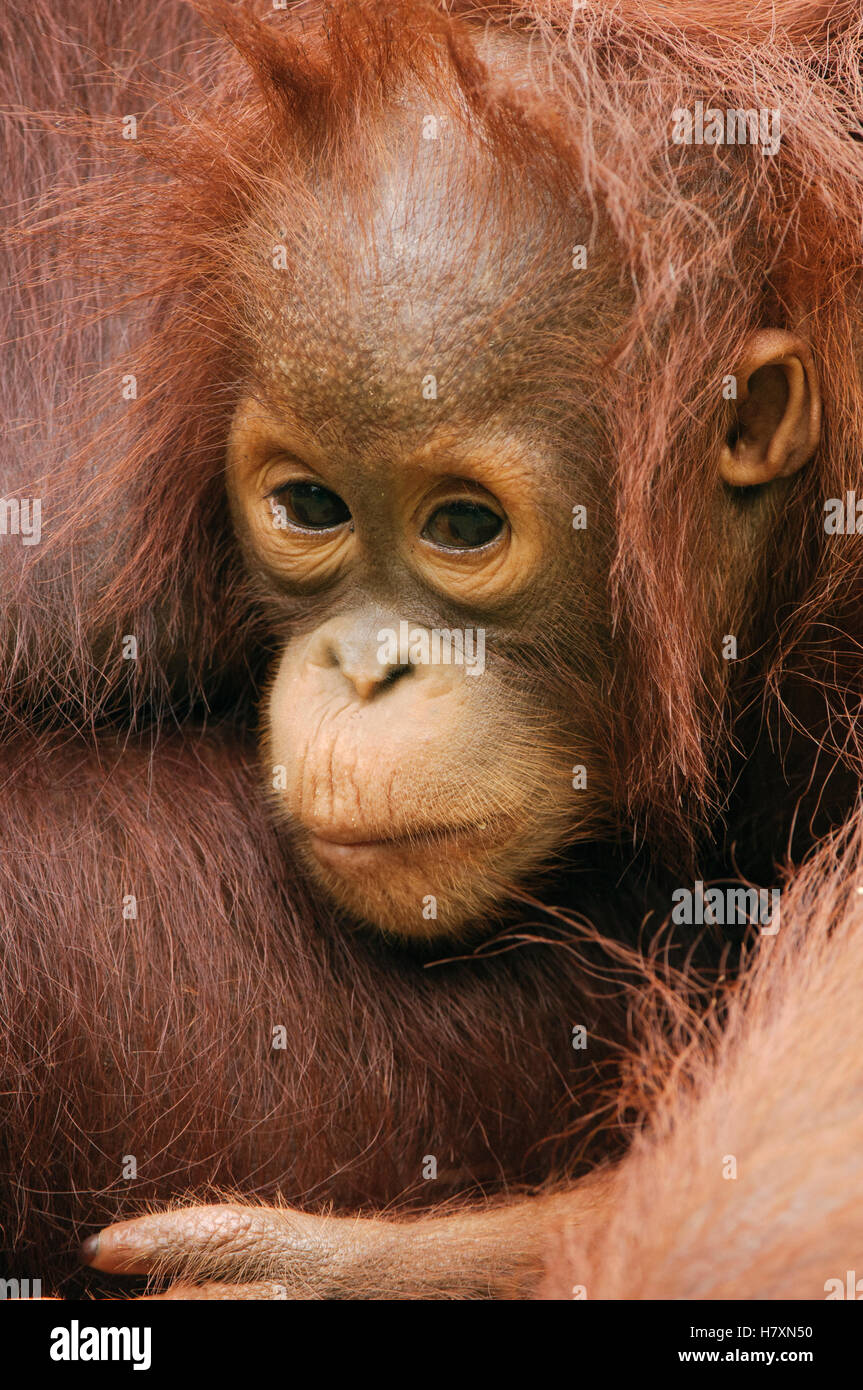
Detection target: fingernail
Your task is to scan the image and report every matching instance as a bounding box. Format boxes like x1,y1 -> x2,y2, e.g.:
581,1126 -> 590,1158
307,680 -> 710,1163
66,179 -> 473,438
79,1233 -> 100,1263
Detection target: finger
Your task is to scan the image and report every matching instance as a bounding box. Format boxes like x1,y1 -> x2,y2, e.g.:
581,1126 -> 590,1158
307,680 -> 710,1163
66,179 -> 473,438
139,1280 -> 294,1301
80,1204 -> 313,1276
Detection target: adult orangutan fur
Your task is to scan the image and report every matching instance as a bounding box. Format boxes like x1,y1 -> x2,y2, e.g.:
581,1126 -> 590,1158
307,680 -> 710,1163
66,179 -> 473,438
2,0 -> 863,1299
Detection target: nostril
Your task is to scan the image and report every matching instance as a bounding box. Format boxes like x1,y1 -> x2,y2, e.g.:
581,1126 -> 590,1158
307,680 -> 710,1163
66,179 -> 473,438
345,664 -> 411,701
380,663 -> 411,690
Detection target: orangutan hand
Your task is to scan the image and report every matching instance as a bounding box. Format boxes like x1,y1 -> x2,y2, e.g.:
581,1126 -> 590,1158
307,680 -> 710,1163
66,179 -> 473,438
82,1203 -> 400,1301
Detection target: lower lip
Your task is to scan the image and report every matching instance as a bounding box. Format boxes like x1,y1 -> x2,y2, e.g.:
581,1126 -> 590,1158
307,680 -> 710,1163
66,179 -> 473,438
307,828 -> 485,864
308,833 -> 410,862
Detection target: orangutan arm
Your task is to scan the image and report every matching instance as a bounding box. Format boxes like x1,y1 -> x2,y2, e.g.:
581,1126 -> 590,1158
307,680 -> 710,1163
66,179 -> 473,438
80,1172 -> 614,1300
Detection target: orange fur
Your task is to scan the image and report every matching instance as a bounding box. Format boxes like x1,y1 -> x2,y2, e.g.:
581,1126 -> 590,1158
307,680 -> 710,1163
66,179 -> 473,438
2,0 -> 862,1299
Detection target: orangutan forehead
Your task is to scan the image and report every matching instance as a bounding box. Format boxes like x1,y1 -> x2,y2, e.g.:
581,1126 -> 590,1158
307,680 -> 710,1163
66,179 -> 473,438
244,112 -> 621,438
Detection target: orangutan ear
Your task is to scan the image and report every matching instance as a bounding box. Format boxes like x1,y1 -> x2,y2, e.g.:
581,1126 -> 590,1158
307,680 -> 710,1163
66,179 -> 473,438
719,329 -> 821,486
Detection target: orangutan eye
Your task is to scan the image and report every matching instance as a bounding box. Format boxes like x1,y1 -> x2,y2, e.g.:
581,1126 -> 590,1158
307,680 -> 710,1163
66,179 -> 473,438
423,500 -> 504,550
271,482 -> 351,531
